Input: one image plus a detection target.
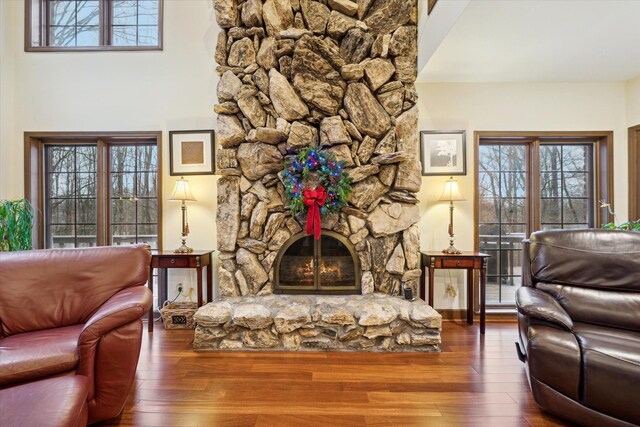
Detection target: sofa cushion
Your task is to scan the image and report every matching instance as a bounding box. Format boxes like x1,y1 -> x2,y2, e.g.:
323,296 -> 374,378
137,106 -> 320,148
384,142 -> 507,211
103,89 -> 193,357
0,324 -> 82,386
0,376 -> 89,427
574,322 -> 640,425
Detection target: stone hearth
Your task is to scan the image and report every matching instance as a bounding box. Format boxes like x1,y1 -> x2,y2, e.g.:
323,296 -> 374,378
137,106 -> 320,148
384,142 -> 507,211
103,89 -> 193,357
194,293 -> 442,351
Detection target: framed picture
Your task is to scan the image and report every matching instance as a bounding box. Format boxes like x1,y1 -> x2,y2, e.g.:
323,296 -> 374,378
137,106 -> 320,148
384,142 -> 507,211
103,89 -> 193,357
169,130 -> 215,176
419,130 -> 467,176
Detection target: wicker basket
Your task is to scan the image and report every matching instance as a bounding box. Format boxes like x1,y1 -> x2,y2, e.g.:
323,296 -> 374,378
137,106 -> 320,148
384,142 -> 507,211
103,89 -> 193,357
159,301 -> 197,330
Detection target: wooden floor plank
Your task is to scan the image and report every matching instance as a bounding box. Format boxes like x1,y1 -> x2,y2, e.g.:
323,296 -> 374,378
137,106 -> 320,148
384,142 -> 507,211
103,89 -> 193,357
97,321 -> 570,426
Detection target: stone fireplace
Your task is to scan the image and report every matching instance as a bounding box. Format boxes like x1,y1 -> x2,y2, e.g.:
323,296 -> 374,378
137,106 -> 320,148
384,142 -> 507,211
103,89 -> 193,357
274,231 -> 360,294
194,0 -> 442,351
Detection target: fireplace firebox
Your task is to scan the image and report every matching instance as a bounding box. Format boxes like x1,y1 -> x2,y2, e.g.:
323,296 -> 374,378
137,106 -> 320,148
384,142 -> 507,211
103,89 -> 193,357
274,231 -> 361,295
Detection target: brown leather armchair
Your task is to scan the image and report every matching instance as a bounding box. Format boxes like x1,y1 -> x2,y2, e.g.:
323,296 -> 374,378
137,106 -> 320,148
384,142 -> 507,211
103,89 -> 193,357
516,229 -> 640,427
0,245 -> 152,424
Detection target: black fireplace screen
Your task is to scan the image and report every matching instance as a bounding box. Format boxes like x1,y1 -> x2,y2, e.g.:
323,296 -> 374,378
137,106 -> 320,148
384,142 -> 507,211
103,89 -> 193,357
274,231 -> 360,294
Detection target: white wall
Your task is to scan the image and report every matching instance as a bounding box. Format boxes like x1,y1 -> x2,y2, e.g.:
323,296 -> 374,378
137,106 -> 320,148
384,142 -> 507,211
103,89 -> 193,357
0,0 -> 220,302
416,82 -> 629,310
627,76 -> 640,127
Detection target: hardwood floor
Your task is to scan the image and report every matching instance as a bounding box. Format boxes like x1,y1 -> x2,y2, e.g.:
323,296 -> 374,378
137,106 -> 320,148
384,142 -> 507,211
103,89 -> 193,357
100,321 -> 570,427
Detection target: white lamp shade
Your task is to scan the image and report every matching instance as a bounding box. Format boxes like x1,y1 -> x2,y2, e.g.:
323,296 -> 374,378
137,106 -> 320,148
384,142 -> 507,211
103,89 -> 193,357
169,177 -> 196,201
439,177 -> 465,202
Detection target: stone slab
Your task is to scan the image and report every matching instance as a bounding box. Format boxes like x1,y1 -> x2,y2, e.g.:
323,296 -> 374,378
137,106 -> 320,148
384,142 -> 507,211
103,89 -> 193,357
193,293 -> 441,352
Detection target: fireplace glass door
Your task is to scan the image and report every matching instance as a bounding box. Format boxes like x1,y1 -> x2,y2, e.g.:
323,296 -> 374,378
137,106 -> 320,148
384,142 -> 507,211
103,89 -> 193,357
275,231 -> 360,294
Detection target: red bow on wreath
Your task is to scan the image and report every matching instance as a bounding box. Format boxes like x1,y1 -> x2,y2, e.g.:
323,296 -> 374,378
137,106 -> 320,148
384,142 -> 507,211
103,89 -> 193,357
303,186 -> 327,240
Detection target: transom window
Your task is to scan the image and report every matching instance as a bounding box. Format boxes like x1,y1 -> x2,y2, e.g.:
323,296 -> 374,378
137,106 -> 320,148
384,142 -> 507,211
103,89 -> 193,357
27,0 -> 163,51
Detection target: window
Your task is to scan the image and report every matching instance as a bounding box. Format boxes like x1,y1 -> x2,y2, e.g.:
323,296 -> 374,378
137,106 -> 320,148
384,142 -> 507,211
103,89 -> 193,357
25,132 -> 162,249
26,0 -> 163,51
475,132 -> 613,307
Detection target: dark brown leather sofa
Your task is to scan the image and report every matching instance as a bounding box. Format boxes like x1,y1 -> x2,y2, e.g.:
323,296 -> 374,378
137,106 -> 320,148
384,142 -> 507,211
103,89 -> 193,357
516,229 -> 640,427
0,245 -> 152,425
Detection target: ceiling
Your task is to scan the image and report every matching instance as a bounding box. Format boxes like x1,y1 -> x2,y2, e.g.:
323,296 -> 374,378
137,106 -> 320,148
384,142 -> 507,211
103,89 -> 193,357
421,0 -> 640,83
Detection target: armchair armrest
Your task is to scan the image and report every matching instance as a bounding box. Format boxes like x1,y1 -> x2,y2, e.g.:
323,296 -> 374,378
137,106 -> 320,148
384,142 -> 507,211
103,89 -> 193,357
80,286 -> 152,339
77,286 -> 151,406
516,286 -> 573,331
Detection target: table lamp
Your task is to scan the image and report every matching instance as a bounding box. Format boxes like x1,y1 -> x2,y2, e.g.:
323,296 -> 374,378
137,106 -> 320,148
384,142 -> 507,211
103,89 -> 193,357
169,177 -> 196,253
439,176 -> 465,254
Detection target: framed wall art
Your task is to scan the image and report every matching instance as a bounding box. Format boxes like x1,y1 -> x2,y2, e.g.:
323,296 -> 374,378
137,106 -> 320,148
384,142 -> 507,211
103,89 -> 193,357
169,130 -> 215,176
419,130 -> 467,176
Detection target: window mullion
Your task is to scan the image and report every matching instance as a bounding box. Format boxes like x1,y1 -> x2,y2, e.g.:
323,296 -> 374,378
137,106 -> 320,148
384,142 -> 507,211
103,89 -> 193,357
97,139 -> 108,245
101,0 -> 110,46
531,140 -> 541,232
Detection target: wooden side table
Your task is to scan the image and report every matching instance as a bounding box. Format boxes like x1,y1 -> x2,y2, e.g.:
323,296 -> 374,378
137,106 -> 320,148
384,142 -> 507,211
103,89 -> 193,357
148,250 -> 214,332
420,251 -> 490,334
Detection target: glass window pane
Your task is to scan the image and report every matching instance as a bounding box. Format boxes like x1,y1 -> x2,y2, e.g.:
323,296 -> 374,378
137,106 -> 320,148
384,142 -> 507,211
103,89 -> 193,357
137,26 -> 158,46
541,198 -> 561,224
76,225 -> 97,247
562,145 -> 588,172
540,145 -> 562,172
478,145 -> 500,171
540,172 -> 561,198
111,173 -> 135,197
138,0 -> 159,25
77,198 -> 96,224
137,199 -> 157,223
501,172 -> 525,197
76,146 -> 97,171
563,199 -> 588,224
500,145 -> 526,171
563,173 -> 588,198
112,26 -> 137,46
76,0 -> 100,26
479,198 -> 499,223
50,224 -> 75,248
50,1 -> 75,26
112,224 -> 137,245
137,145 -> 158,171
50,199 -> 75,224
50,26 -> 76,46
111,145 -> 137,171
111,199 -> 136,224
478,172 -> 499,198
501,198 -> 526,224
112,0 -> 137,25
48,147 -> 75,172
48,173 -> 75,197
136,172 -> 157,197
76,26 -> 100,46
77,173 -> 96,197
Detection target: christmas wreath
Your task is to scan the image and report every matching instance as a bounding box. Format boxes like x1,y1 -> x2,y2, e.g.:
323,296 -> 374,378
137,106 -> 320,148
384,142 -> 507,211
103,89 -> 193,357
283,146 -> 352,239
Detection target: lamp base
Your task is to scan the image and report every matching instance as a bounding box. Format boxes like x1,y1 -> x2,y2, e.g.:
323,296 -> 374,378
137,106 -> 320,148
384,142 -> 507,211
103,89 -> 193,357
442,244 -> 462,254
174,237 -> 193,253
442,237 -> 462,254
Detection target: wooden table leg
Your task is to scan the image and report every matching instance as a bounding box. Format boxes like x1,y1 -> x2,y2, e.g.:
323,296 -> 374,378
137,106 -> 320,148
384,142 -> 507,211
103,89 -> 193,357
148,265 -> 154,333
428,266 -> 435,307
480,266 -> 487,334
466,268 -> 473,325
206,262 -> 213,303
196,266 -> 203,307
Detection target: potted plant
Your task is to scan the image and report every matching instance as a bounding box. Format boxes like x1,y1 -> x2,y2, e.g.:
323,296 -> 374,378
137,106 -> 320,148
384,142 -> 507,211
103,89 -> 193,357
0,199 -> 34,251
599,201 -> 640,231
